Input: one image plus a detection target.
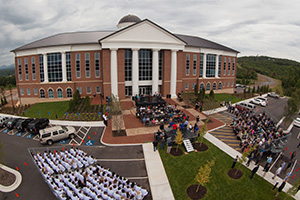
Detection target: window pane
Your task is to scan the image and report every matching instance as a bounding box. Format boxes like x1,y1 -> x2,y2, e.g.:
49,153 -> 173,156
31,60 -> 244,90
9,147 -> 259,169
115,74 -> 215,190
47,53 -> 62,82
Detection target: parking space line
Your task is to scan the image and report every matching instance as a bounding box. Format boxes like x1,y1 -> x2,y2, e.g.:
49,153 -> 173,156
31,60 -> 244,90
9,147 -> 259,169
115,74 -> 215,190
33,135 -> 39,141
96,158 -> 145,162
22,132 -> 29,137
126,176 -> 148,179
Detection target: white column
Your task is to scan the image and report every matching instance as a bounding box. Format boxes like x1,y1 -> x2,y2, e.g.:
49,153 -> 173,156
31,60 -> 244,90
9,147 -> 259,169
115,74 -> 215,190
43,53 -> 48,83
152,49 -> 159,94
170,50 -> 177,98
203,53 -> 207,78
215,54 -> 219,78
132,48 -> 139,95
61,52 -> 67,82
110,48 -> 118,97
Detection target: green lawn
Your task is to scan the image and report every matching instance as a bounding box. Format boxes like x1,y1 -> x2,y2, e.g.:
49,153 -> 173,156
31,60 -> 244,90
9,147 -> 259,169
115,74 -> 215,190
159,139 -> 294,200
213,93 -> 240,104
25,101 -> 69,119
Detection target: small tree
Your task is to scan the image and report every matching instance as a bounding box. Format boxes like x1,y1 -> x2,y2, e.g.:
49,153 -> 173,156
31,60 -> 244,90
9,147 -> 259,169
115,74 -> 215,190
194,84 -> 199,96
7,84 -> 14,113
84,96 -> 91,111
199,118 -> 209,146
194,159 -> 215,192
174,129 -> 183,152
235,151 -> 248,175
256,85 -> 260,93
209,90 -> 214,100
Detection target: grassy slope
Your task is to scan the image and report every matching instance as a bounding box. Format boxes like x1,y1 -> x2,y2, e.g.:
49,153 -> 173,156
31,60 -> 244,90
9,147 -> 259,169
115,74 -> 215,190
160,139 -> 294,200
25,101 -> 69,119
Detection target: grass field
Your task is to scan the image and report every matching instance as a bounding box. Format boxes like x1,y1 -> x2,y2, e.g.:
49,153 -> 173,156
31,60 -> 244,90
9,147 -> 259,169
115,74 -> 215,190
159,139 -> 294,200
25,101 -> 69,119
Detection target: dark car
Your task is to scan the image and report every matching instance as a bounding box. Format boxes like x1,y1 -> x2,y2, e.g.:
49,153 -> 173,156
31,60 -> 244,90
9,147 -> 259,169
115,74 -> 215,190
27,118 -> 49,134
15,118 -> 33,131
0,117 -> 9,128
7,118 -> 22,129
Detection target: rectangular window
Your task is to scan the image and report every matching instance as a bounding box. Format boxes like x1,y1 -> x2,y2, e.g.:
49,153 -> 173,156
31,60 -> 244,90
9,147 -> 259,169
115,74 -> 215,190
18,58 -> 22,81
25,58 -> 29,80
125,86 -> 132,96
218,55 -> 221,77
32,57 -> 36,80
206,54 -> 216,77
27,88 -> 31,95
47,53 -> 62,82
66,52 -> 72,81
232,58 -> 235,75
186,54 -> 190,75
192,83 -> 196,89
159,50 -> 163,80
96,86 -> 101,94
39,55 -> 44,82
138,49 -> 152,81
125,49 -> 132,81
199,53 -> 203,77
185,83 -> 189,90
228,58 -> 231,75
95,52 -> 100,78
231,81 -> 234,87
227,81 -> 229,87
85,53 -> 90,78
193,54 -> 197,76
223,57 -> 226,76
20,88 -> 24,95
77,87 -> 82,94
86,86 -> 91,94
34,88 -> 38,95
76,53 -> 80,78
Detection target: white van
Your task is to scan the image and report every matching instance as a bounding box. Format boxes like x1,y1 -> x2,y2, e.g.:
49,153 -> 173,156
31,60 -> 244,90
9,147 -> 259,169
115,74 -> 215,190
237,102 -> 256,112
39,126 -> 76,145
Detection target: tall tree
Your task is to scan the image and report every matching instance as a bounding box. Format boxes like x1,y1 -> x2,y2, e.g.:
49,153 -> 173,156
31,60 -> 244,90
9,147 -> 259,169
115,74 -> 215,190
7,84 -> 14,113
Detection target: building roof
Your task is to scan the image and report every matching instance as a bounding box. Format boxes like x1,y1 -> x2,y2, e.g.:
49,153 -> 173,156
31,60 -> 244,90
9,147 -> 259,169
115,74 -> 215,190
12,22 -> 239,53
175,34 -> 239,53
12,31 -> 113,52
118,14 -> 141,24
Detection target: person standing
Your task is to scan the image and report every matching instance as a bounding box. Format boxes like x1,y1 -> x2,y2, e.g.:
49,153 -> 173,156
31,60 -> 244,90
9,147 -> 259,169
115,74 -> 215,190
232,156 -> 239,169
159,137 -> 166,150
246,152 -> 255,167
275,180 -> 287,197
102,114 -> 108,126
272,165 -> 283,179
196,115 -> 200,123
263,163 -> 271,177
264,155 -> 272,171
250,164 -> 259,179
166,137 -> 172,153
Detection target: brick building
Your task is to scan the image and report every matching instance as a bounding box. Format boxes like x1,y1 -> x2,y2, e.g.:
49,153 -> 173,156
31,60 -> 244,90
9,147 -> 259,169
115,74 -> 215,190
12,14 -> 239,104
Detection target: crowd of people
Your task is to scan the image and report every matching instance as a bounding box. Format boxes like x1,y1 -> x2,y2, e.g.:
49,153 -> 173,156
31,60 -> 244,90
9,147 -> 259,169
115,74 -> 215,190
136,104 -> 189,126
229,104 -> 288,153
32,147 -> 148,200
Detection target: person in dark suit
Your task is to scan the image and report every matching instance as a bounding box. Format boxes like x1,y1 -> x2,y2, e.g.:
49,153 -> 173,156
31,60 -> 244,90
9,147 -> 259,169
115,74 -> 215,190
250,164 -> 259,179
232,155 -> 238,169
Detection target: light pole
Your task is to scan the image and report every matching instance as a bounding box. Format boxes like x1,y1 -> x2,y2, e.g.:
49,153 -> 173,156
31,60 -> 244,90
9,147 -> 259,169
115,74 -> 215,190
100,93 -> 104,114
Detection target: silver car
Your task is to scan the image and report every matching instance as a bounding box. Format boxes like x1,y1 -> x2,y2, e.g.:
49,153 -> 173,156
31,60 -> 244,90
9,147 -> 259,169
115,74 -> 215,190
39,126 -> 76,145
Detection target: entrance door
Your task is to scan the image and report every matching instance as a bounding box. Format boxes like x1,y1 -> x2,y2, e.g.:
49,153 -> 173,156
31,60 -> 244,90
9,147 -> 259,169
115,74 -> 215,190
139,86 -> 152,95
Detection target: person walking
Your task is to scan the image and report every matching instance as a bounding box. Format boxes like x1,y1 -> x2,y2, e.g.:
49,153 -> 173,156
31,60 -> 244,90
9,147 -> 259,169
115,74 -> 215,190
153,140 -> 158,152
264,155 -> 272,171
291,151 -> 296,160
285,159 -> 293,171
272,181 -> 279,190
250,164 -> 259,179
246,152 -> 255,167
272,165 -> 283,179
275,180 -> 287,197
263,163 -> 271,177
232,156 -> 239,169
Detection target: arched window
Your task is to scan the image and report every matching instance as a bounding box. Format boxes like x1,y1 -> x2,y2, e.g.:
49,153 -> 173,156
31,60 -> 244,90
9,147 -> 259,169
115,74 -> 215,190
40,89 -> 45,98
67,88 -> 73,98
213,83 -> 216,90
218,82 -> 222,90
57,88 -> 63,98
200,83 -> 204,90
49,89 -> 54,98
206,83 -> 211,91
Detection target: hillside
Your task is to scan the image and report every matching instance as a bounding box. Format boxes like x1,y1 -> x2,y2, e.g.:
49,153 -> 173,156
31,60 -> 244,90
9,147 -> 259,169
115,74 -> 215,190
237,56 -> 300,95
0,64 -> 15,77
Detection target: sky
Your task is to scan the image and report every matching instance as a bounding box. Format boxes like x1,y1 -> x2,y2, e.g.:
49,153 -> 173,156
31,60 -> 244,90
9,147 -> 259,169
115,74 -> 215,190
0,0 -> 300,67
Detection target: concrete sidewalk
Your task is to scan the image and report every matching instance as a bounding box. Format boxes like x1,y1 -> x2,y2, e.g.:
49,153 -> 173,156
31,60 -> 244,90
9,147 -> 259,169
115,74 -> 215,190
143,143 -> 174,200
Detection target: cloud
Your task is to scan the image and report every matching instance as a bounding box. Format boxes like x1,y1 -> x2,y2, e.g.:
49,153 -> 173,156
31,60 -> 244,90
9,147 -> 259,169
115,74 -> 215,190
0,0 -> 300,67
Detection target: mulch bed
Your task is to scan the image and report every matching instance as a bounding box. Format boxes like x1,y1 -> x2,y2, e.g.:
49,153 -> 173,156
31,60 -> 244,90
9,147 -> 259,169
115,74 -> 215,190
170,147 -> 183,156
193,142 -> 208,152
227,168 -> 243,179
186,184 -> 207,200
112,130 -> 127,137
0,167 -> 16,186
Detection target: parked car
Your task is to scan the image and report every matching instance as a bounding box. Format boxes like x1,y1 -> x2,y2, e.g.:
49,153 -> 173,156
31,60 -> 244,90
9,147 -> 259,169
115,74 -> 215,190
27,118 -> 49,134
250,98 -> 266,107
39,126 -> 76,145
0,117 -> 9,128
7,118 -> 22,129
235,84 -> 245,88
268,92 -> 280,99
15,118 -> 33,131
3,118 -> 12,128
294,118 -> 300,128
237,102 -> 256,112
256,97 -> 268,105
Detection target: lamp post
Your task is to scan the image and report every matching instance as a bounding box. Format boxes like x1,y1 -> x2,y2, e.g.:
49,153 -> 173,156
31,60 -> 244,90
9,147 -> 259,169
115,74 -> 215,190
100,93 -> 104,114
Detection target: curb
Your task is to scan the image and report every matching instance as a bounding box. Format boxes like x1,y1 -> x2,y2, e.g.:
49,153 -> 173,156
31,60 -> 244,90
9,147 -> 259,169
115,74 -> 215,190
0,164 -> 22,193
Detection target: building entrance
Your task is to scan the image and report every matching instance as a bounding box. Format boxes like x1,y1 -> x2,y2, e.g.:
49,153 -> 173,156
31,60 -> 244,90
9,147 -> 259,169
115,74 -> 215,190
139,86 -> 152,95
